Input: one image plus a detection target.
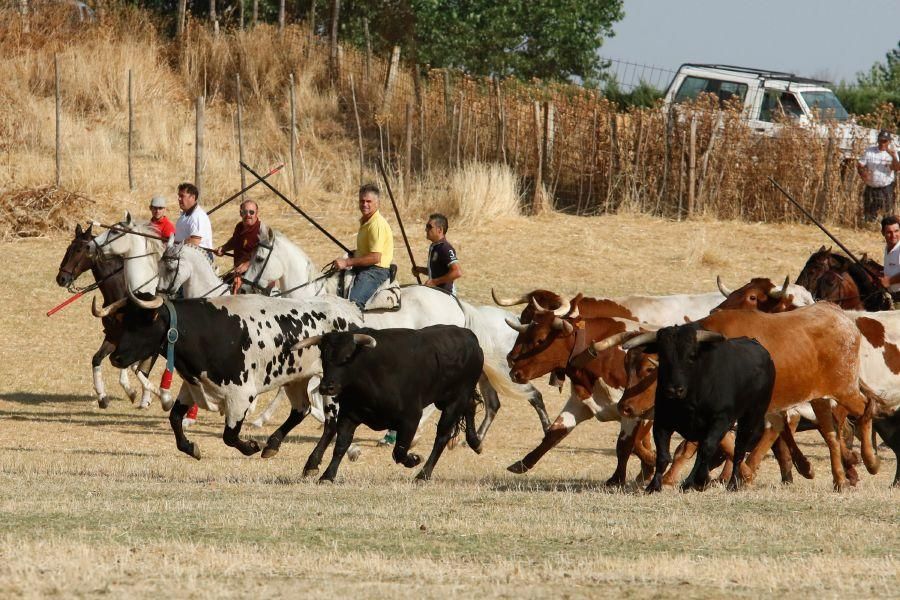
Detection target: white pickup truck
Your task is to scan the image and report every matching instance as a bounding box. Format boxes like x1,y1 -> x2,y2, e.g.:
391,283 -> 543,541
663,64 -> 878,157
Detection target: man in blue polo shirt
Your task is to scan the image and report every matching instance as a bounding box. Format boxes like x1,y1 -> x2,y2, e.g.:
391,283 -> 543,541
412,213 -> 462,295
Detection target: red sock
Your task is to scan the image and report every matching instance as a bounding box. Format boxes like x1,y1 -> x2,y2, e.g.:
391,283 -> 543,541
186,404 -> 199,420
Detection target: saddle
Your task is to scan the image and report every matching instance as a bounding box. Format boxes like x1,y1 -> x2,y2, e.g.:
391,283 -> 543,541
339,264 -> 402,311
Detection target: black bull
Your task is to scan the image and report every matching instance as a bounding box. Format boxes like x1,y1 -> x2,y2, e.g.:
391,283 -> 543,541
299,325 -> 485,482
625,324 -> 776,493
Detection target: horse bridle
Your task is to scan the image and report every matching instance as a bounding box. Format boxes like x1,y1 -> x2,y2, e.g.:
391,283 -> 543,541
244,233 -> 276,294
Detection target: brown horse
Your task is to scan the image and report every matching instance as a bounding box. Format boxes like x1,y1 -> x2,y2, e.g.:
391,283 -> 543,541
797,246 -> 890,312
56,223 -> 152,408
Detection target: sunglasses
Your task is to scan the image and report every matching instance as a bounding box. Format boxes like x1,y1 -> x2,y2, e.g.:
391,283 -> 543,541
425,223 -> 434,231
240,210 -> 256,216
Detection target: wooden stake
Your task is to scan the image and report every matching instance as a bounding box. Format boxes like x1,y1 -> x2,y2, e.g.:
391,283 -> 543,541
349,74 -> 365,182
127,69 -> 134,191
363,18 -> 372,81
494,77 -> 506,164
177,0 -> 187,35
381,46 -> 401,118
532,101 -> 543,215
404,102 -> 413,188
688,115 -> 697,218
329,0 -> 341,83
252,0 -> 258,28
195,96 -> 204,196
236,74 -> 246,196
278,0 -> 285,31
55,54 -> 61,188
289,73 -> 297,195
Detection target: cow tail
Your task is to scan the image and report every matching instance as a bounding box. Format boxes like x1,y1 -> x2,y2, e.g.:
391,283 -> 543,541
481,359 -> 528,404
859,380 -> 893,419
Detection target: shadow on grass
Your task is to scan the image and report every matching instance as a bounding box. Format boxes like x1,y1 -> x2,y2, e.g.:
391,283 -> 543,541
482,476 -> 645,494
0,392 -> 98,405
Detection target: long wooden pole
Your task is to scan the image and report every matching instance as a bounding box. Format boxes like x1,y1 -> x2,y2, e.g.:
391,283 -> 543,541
349,74 -> 364,182
377,159 -> 421,283
289,73 -> 297,195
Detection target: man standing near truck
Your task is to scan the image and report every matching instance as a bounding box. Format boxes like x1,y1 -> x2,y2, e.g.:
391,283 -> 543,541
858,129 -> 900,222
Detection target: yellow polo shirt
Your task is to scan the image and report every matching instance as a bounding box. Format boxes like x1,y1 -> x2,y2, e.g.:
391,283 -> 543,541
356,210 -> 394,268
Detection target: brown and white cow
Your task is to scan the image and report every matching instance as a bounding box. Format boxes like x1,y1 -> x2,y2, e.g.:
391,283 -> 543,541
607,303 -> 880,490
503,296 -> 657,485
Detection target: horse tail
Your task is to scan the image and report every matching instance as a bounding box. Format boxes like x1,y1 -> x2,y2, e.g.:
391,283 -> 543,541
480,358 -> 528,404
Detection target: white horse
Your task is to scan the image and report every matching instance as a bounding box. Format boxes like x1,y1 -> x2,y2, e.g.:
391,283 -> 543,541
242,224 -> 550,436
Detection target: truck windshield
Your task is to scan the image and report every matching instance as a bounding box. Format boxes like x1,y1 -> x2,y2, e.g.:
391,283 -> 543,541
674,76 -> 748,107
800,91 -> 849,121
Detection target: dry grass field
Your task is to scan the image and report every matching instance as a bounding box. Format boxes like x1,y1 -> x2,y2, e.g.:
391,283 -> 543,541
2,209 -> 899,598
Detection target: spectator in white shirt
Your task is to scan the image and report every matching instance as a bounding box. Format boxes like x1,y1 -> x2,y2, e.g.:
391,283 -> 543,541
858,129 -> 900,222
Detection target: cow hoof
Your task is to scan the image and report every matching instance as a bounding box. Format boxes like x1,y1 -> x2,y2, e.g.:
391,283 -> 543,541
507,460 -> 530,475
605,477 -> 625,488
189,444 -> 201,460
317,476 -> 335,484
98,397 -> 109,409
238,440 -> 261,456
347,445 -> 362,462
833,480 -> 847,492
404,453 -> 422,468
780,475 -> 794,485
846,466 -> 860,487
303,467 -> 319,478
470,441 -> 483,455
414,471 -> 431,482
261,446 -> 279,459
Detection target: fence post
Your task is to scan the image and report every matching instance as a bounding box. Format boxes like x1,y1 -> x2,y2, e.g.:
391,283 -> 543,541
442,70 -> 452,125
606,114 -> 618,214
329,0 -> 341,83
289,73 -> 298,195
252,0 -> 258,28
541,100 -> 554,201
531,101 -> 543,215
177,0 -> 187,36
306,2 -> 315,58
195,96 -> 204,196
404,102 -> 414,189
19,0 -> 29,33
238,0 -> 244,29
349,74 -> 365,181
236,73 -> 246,197
55,54 -> 61,188
688,115 -> 697,218
278,0 -> 285,31
128,68 -> 134,191
363,18 -> 372,81
381,46 -> 401,117
494,77 -> 506,164
210,0 -> 218,34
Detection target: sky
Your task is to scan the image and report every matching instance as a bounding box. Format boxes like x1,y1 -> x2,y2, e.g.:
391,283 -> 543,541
599,0 -> 900,89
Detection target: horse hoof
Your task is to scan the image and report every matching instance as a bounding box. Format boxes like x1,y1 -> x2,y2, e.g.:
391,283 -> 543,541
317,476 -> 334,484
190,444 -> 201,460
98,397 -> 109,409
605,477 -> 625,487
261,446 -> 279,459
470,441 -> 483,455
507,461 -> 529,475
414,472 -> 431,483
303,468 -> 319,478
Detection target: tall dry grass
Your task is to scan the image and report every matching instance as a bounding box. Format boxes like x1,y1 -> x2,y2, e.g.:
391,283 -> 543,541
3,3 -> 899,234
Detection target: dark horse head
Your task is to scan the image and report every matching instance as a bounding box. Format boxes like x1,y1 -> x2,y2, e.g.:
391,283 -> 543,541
814,262 -> 891,312
56,223 -> 96,288
796,246 -> 842,291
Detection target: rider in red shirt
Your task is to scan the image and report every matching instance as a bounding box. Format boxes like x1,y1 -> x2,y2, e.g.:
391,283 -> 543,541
149,196 -> 176,239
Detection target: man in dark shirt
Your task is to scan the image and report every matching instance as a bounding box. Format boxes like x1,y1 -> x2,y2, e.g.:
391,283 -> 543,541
413,213 -> 462,294
214,199 -> 261,293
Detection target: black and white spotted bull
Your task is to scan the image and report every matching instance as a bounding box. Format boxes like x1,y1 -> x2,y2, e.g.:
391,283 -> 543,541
294,326 -> 487,482
104,293 -> 361,459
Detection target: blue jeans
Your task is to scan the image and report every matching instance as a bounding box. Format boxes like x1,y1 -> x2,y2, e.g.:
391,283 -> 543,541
348,266 -> 390,309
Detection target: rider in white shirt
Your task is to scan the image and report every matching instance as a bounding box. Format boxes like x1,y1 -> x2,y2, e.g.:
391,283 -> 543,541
173,182 -> 213,250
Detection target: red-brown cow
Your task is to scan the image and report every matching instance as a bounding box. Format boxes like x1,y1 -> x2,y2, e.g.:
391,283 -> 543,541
504,296 -> 657,485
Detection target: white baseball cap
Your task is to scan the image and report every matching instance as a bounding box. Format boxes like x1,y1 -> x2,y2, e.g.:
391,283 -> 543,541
150,196 -> 167,208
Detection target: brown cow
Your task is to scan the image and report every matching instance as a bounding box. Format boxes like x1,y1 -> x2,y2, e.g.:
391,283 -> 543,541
610,303 -> 879,490
504,296 -> 657,485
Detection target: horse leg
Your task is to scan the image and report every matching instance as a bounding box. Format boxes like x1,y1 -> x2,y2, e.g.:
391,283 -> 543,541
91,340 -> 116,409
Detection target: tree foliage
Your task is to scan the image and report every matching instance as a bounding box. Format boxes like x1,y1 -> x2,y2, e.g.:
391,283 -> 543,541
835,40 -> 900,122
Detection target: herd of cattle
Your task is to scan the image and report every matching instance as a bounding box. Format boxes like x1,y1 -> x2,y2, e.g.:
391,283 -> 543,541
53,216 -> 900,490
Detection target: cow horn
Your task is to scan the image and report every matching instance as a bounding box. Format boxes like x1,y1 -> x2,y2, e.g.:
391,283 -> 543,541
716,275 -> 732,297
491,288 -> 529,307
127,287 -> 163,310
589,330 -> 642,355
504,317 -> 529,333
567,303 -> 580,320
768,276 -> 790,299
552,296 -> 571,317
91,296 -> 127,318
695,330 -> 725,344
531,297 -> 551,314
293,335 -> 323,351
352,334 -> 377,348
622,331 -> 659,350
551,317 -> 574,335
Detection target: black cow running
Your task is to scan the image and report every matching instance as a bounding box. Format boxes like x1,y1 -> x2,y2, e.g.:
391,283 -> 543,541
622,323 -> 776,493
296,325 -> 485,482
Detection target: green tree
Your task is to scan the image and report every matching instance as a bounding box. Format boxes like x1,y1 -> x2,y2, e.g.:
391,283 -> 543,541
835,40 -> 900,120
339,0 -> 624,84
